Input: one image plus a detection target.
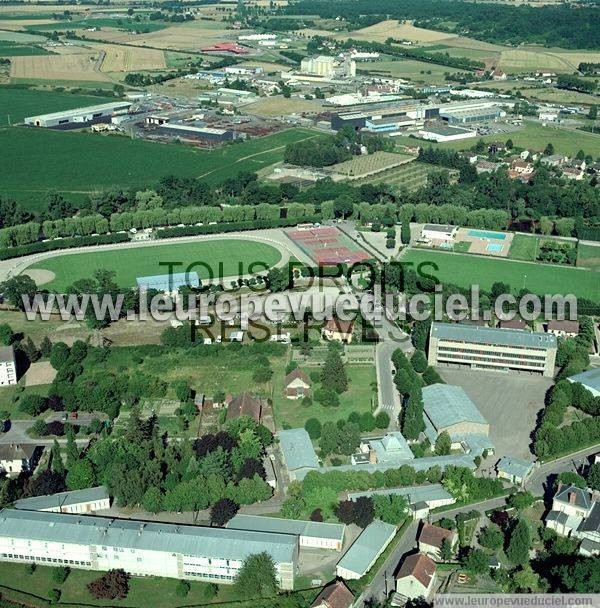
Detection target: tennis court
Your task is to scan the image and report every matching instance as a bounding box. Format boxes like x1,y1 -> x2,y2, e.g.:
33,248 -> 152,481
287,226 -> 371,265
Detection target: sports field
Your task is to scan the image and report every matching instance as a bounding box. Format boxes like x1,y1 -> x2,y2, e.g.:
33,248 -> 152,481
287,226 -> 371,265
0,126 -> 320,209
402,248 -> 599,301
25,239 -> 282,290
0,87 -> 111,126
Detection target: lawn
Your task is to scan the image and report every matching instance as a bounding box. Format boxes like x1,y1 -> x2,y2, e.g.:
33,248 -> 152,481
577,242 -> 600,270
26,238 -> 282,290
0,382 -> 50,419
0,126 -> 320,209
0,87 -> 111,126
393,121 -> 600,158
402,248 -> 600,301
0,562 -> 251,608
26,18 -> 169,33
508,234 -> 539,262
273,364 -> 377,429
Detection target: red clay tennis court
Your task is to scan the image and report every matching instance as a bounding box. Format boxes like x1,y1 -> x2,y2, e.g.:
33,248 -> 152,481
287,226 -> 371,265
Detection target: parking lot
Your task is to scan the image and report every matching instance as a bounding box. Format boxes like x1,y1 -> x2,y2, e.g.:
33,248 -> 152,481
439,367 -> 553,459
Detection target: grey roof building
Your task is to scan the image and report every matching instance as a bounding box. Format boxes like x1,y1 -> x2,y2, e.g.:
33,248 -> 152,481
347,483 -> 455,512
14,487 -> 110,514
369,432 -> 414,464
227,514 -> 345,550
496,457 -> 534,485
136,272 -> 200,292
0,509 -> 297,588
277,428 -> 320,481
568,368 -> 600,397
428,322 -> 557,377
336,520 -> 397,580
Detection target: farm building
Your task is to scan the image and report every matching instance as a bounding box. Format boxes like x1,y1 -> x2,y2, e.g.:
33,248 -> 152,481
201,42 -> 249,55
395,553 -> 437,600
227,514 -> 345,550
428,322 -> 557,377
336,520 -> 396,580
0,509 -> 297,588
136,272 -> 200,292
417,523 -> 458,560
496,457 -> 534,486
568,368 -> 600,397
277,428 -> 320,481
422,384 -> 491,455
14,487 -> 110,514
25,102 -> 132,128
347,484 -> 455,519
417,125 -> 477,143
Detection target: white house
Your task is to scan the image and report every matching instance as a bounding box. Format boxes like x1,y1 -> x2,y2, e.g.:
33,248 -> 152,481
420,224 -> 458,243
284,368 -> 311,400
395,552 -> 437,600
417,523 -> 458,560
0,444 -> 40,475
0,346 -> 17,386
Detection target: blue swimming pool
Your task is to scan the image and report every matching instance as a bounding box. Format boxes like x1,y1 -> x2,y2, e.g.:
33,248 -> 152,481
487,243 -> 503,253
468,229 -> 507,240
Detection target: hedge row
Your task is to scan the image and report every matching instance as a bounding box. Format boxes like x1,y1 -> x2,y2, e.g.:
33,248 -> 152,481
0,233 -> 130,262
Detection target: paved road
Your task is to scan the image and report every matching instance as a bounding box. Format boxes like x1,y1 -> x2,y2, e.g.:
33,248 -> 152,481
0,420 -> 89,446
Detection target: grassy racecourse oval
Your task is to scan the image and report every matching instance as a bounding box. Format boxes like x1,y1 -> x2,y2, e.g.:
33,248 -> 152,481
25,239 -> 283,290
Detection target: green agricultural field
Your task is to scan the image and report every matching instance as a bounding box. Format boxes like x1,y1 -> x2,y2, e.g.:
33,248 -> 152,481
0,127 -> 320,209
393,121 -> 600,158
273,365 -> 377,429
26,18 -> 168,33
403,248 -> 600,301
358,58 -> 469,84
26,239 -> 282,290
0,87 -> 111,126
0,41 -> 52,56
577,242 -> 600,271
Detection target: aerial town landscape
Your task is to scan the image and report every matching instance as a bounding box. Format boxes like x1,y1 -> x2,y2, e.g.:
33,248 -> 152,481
0,0 -> 599,606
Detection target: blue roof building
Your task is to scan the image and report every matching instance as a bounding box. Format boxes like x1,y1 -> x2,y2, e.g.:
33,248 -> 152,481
568,368 -> 600,397
136,272 -> 200,292
277,428 -> 319,481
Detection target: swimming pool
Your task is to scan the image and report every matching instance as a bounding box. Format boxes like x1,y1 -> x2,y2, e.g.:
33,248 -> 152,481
486,243 -> 503,253
468,229 -> 507,240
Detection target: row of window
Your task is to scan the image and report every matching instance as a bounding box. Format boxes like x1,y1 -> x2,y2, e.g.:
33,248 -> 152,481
437,346 -> 547,362
1,554 -> 91,566
183,571 -> 234,581
437,351 -> 546,368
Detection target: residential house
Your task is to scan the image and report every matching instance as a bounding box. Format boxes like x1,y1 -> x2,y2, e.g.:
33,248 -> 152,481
562,166 -> 585,181
226,392 -> 262,423
547,320 -> 579,338
311,580 -> 355,608
395,552 -> 437,600
284,368 -> 311,400
475,160 -> 504,175
491,68 -> 507,81
496,456 -> 534,486
498,318 -> 527,330
0,444 -> 40,475
540,154 -> 568,167
322,318 -> 354,343
417,523 -> 458,560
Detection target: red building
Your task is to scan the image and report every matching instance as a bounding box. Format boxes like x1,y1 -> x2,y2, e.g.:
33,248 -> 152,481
201,42 -> 249,55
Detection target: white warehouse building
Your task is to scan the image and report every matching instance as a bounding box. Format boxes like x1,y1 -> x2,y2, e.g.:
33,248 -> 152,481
14,486 -> 110,514
0,509 -> 297,589
25,101 -> 132,128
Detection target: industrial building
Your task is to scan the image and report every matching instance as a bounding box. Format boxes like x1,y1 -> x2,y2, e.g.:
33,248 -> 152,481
422,384 -> 491,456
336,520 -> 396,580
568,368 -> 600,397
0,509 -> 297,588
227,514 -> 345,550
428,322 -> 557,377
331,103 -> 439,132
440,106 -> 504,125
277,428 -> 320,481
14,487 -> 110,514
0,346 -> 17,386
201,42 -> 249,55
157,123 -> 239,143
417,125 -> 477,143
301,55 -> 336,77
136,272 -> 200,292
25,102 -> 132,128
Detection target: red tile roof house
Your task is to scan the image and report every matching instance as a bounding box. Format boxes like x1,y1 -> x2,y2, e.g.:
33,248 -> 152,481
322,318 -> 355,343
310,580 -> 355,608
417,523 -> 459,560
395,552 -> 437,600
225,392 -> 262,423
284,368 -> 311,400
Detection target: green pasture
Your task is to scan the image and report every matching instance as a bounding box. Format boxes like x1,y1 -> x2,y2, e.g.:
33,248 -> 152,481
26,239 -> 282,290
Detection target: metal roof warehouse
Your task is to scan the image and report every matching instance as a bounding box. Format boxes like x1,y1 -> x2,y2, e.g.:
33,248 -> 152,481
431,323 -> 557,350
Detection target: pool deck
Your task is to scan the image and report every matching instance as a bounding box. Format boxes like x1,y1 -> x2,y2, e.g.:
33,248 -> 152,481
455,227 -> 513,257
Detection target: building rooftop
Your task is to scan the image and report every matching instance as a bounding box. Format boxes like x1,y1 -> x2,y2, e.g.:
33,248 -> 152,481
227,514 -> 345,541
497,456 -> 534,480
0,509 -> 297,564
0,345 -> 14,363
578,502 -> 600,534
25,101 -> 131,122
396,552 -> 436,588
568,368 -> 600,393
418,522 -> 457,549
548,320 -> 579,333
226,392 -> 262,422
310,580 -> 354,608
284,368 -> 311,387
347,483 -> 454,506
369,432 -> 414,463
423,384 -> 488,431
423,224 -> 457,234
554,484 -> 592,510
14,487 -> 109,512
336,520 -> 396,576
431,322 -> 557,350
0,444 -> 38,462
277,428 -> 319,473
161,123 -> 230,136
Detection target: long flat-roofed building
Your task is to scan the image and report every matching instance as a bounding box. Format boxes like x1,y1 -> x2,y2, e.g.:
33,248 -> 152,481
227,514 -> 345,550
428,322 -> 557,377
0,509 -> 297,588
14,487 -> 110,514
25,102 -> 131,128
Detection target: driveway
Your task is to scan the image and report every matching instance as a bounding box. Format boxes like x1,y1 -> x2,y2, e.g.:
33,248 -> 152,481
439,367 -> 552,459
